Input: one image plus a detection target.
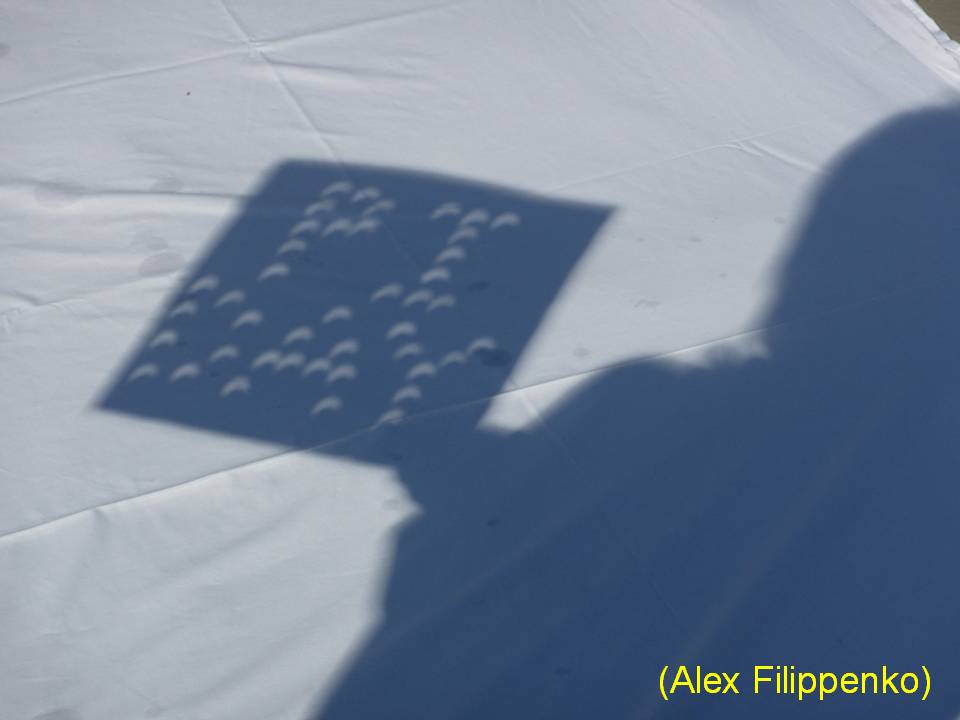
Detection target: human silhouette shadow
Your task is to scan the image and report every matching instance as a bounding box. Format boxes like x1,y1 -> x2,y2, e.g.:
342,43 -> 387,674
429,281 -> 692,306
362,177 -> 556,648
311,105 -> 960,719
99,105 -> 960,719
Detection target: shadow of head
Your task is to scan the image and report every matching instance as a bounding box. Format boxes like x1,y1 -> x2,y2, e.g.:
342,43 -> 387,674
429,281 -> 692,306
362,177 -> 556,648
98,162 -> 612,451
768,102 -> 960,331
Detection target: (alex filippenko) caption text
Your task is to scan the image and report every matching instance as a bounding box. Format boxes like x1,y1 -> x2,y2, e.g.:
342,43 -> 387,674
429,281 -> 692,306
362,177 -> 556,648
659,664 -> 931,703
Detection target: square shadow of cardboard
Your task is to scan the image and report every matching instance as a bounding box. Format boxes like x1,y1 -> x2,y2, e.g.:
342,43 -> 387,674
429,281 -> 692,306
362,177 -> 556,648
99,162 -> 612,451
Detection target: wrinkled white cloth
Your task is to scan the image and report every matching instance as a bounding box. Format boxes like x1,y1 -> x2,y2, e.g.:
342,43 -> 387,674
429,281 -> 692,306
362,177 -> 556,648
2,2 -> 959,719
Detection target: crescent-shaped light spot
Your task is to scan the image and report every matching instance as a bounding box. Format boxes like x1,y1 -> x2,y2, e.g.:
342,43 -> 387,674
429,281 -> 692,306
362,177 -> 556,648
221,375 -> 251,397
448,226 -> 479,244
303,357 -> 332,377
149,329 -> 178,349
311,396 -> 343,415
386,321 -> 417,340
403,289 -> 433,307
349,217 -> 380,235
327,364 -> 358,383
128,363 -> 159,381
216,290 -> 245,307
439,351 -> 467,367
188,275 -> 219,293
376,408 -> 406,425
233,310 -> 263,329
371,283 -> 404,302
291,219 -> 321,236
322,305 -> 353,324
421,267 -> 451,284
322,181 -> 353,196
428,294 -> 456,311
430,202 -> 460,220
259,263 -> 290,281
169,300 -> 198,318
209,345 -> 240,363
491,212 -> 521,230
468,337 -> 497,354
460,209 -> 490,226
406,362 -> 436,380
170,362 -> 201,381
363,199 -> 395,216
392,385 -> 422,403
329,338 -> 360,358
252,350 -> 283,370
352,186 -> 380,202
284,325 -> 314,344
323,218 -> 353,237
393,343 -> 423,360
278,352 -> 305,370
322,217 -> 353,236
306,198 -> 337,215
435,246 -> 466,263
277,238 -> 307,255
